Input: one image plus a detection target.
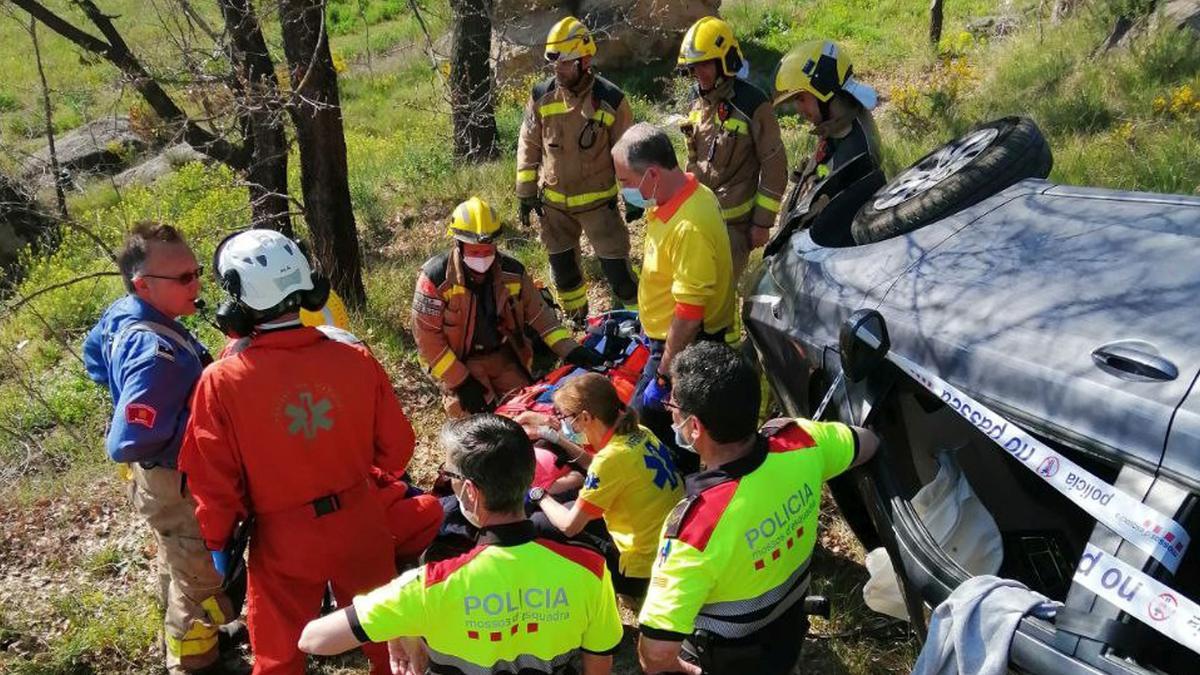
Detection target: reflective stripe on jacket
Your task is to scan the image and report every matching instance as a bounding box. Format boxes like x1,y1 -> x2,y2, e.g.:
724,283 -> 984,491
682,78 -> 788,228
411,249 -> 576,389
516,73 -> 633,213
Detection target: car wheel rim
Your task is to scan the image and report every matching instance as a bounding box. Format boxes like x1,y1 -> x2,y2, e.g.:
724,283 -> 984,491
872,128 -> 1000,211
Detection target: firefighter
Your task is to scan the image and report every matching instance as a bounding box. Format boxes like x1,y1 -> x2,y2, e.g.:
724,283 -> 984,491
611,122 -> 735,473
517,15 -> 639,321
298,414 -> 624,675
677,16 -> 788,278
773,39 -> 882,216
637,342 -> 879,674
412,196 -> 606,417
82,221 -> 237,674
179,229 -> 418,674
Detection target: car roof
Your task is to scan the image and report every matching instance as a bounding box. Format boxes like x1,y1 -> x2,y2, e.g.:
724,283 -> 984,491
862,180 -> 1200,470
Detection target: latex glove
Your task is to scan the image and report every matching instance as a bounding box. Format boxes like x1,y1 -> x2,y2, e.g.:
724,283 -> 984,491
565,345 -> 606,369
455,375 -> 493,414
518,196 -> 544,228
536,425 -> 563,445
210,550 -> 230,577
641,374 -> 671,410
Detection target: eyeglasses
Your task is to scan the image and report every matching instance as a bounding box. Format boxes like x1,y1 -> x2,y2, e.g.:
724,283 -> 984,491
140,265 -> 204,285
437,463 -> 466,483
664,400 -> 683,413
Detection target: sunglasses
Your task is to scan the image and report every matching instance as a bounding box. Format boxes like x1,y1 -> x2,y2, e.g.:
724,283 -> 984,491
437,463 -> 466,483
140,265 -> 204,285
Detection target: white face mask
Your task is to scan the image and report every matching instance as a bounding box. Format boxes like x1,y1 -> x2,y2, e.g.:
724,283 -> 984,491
672,416 -> 698,454
463,254 -> 495,273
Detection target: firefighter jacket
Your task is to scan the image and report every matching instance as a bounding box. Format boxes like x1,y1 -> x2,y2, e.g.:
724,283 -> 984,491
682,78 -> 788,228
83,295 -> 212,468
411,248 -> 576,390
178,327 -> 416,550
516,72 -> 633,213
792,94 -> 883,208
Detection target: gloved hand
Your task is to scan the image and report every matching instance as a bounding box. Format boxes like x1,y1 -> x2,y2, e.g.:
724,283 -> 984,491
624,202 -> 644,223
210,550 -> 230,577
519,196 -> 544,228
455,375 -> 493,414
565,345 -> 607,369
641,373 -> 671,410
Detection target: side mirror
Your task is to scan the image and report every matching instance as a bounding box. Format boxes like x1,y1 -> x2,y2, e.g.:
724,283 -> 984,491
839,309 -> 890,381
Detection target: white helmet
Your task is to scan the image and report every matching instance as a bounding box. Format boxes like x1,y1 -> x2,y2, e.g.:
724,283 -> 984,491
215,229 -> 314,312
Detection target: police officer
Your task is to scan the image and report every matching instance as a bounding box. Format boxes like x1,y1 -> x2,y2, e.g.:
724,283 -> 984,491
517,16 -> 640,321
413,197 -> 605,417
678,16 -> 788,278
83,221 -> 235,674
180,229 -> 418,674
298,414 -> 624,675
637,342 -> 879,674
773,40 -> 883,223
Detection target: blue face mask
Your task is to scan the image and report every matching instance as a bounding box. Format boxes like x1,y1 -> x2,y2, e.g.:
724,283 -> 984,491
560,418 -> 586,445
621,170 -> 658,209
672,417 -> 698,454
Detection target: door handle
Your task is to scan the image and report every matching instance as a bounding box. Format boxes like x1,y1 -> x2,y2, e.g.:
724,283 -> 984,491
1091,342 -> 1178,382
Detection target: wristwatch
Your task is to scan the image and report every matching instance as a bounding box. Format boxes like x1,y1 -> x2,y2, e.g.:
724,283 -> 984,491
528,486 -> 547,503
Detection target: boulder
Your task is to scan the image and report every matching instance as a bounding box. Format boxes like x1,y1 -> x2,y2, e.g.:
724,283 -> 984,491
113,143 -> 207,188
459,0 -> 722,85
0,173 -> 52,281
966,15 -> 1019,39
1160,0 -> 1200,35
22,115 -> 145,189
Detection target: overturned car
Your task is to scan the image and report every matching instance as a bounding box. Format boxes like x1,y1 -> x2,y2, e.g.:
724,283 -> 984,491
745,116 -> 1200,673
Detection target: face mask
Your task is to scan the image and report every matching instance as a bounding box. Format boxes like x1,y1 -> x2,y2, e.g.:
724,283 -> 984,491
463,254 -> 495,273
621,170 -> 657,209
672,417 -> 698,454
560,418 -> 586,445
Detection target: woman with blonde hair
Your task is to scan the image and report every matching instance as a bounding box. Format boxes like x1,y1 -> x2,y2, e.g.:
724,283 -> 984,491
530,372 -> 684,602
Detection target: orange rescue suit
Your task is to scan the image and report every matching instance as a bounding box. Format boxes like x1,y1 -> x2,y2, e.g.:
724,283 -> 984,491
180,327 -> 415,674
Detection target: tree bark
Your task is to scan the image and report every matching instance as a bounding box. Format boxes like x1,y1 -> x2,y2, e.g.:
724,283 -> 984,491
10,0 -> 247,169
278,0 -> 366,308
449,0 -> 499,161
218,0 -> 292,235
930,0 -> 946,46
29,18 -> 68,225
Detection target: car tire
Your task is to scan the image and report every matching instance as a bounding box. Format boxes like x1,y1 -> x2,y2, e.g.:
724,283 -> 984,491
851,116 -> 1052,245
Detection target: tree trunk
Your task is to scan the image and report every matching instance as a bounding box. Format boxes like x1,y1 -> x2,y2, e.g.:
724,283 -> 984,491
219,0 -> 292,236
930,0 -> 946,46
278,0 -> 365,308
449,0 -> 499,161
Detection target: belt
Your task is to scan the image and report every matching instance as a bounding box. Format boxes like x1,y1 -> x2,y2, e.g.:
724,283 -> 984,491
257,479 -> 372,523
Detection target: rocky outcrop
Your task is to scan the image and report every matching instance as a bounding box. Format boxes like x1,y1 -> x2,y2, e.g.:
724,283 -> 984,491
0,174 -> 52,283
113,144 -> 207,188
22,116 -> 146,190
483,0 -> 722,83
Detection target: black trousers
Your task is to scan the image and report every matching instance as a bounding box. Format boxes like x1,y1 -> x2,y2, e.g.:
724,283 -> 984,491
681,599 -> 811,675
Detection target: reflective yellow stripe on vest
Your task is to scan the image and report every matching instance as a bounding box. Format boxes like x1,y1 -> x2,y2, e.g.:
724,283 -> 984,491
444,285 -> 467,299
543,327 -> 572,346
756,192 -> 782,213
721,196 -> 755,221
539,101 -> 570,117
505,282 -> 522,297
431,351 -> 457,378
543,183 -> 619,209
516,169 -> 538,184
591,109 -> 615,126
722,118 -> 749,135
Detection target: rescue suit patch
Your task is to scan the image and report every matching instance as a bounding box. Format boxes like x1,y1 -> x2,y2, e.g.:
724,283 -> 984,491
125,403 -> 158,428
285,392 -> 333,440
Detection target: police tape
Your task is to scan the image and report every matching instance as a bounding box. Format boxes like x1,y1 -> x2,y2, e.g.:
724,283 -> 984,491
881,348 -> 1190,574
1075,544 -> 1200,656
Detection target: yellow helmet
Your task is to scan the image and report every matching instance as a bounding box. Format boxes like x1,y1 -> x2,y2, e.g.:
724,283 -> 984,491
678,16 -> 744,78
447,196 -> 502,244
300,287 -> 350,329
545,16 -> 596,62
773,40 -> 853,105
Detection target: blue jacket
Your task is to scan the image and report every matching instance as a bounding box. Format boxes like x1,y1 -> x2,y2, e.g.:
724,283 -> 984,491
83,295 -> 212,467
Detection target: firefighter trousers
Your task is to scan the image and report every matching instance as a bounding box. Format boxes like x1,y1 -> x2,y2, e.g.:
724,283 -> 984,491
442,349 -> 532,418
130,464 -> 234,673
